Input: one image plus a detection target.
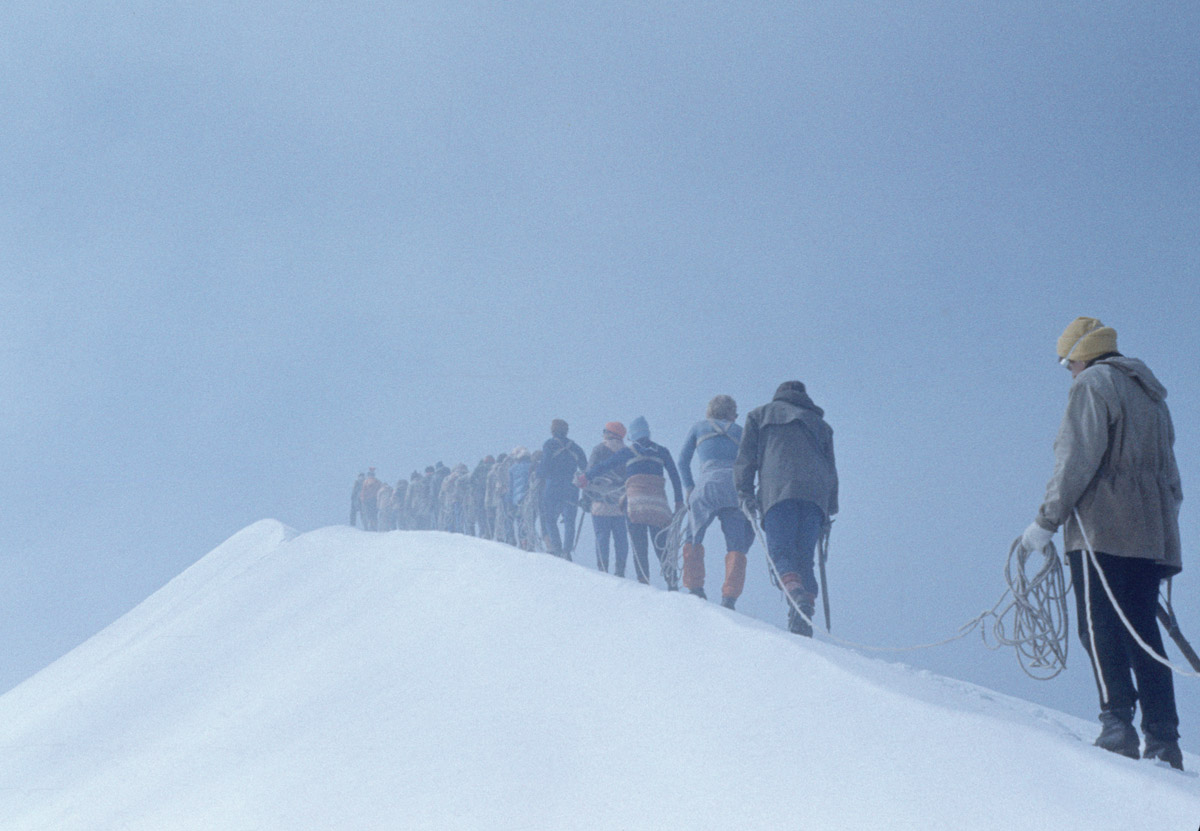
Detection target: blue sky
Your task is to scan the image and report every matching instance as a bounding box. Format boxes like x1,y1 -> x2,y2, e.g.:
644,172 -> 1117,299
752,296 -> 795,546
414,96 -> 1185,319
3,1 -> 1199,746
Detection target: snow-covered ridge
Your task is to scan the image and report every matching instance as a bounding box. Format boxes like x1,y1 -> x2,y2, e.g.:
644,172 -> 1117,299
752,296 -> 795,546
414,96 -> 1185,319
0,523 -> 1195,830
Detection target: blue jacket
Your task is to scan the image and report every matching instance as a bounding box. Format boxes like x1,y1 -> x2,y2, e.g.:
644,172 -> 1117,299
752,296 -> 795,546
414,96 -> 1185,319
678,418 -> 743,491
586,438 -> 684,505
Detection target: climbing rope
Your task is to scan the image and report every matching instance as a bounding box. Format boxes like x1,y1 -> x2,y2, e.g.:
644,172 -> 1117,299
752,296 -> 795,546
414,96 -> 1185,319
744,508 -> 1073,678
654,504 -> 689,589
980,539 -> 1070,680
1075,509 -> 1200,679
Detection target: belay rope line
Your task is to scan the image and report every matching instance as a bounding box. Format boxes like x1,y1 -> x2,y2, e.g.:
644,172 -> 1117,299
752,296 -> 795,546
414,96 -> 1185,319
1073,509 -> 1200,681
746,508 -> 1076,678
657,505 -> 689,588
548,481 -> 1199,681
745,505 -> 1200,682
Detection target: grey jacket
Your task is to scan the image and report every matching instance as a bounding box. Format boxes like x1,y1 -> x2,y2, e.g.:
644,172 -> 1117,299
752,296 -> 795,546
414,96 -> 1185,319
734,387 -> 838,520
1036,356 -> 1183,574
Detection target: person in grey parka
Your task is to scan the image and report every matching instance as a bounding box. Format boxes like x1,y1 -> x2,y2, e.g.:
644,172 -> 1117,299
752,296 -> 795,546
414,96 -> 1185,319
734,381 -> 838,637
1020,317 -> 1184,770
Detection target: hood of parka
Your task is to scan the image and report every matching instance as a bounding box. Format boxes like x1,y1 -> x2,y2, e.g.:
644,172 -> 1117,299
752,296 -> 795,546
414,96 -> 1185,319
773,381 -> 824,417
1089,356 -> 1169,404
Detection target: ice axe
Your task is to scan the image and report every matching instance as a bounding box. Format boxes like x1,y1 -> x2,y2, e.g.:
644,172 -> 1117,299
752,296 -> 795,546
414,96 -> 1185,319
819,519 -> 832,632
1156,581 -> 1200,672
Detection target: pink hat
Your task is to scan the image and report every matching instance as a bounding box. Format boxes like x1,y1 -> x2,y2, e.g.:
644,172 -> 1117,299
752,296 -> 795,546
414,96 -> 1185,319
603,421 -> 626,439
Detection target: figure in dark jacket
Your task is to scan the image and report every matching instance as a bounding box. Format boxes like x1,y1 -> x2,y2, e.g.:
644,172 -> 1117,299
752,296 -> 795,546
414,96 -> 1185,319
735,382 -> 838,636
582,417 -> 684,588
538,419 -> 588,559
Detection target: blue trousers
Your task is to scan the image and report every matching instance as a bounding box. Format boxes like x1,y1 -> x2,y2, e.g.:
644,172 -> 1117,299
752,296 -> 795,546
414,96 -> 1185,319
762,499 -> 824,597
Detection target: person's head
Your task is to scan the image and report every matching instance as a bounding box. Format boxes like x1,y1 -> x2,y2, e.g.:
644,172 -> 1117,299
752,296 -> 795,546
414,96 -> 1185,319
706,394 -> 737,421
425,466 -> 435,474
627,416 -> 650,443
483,455 -> 495,464
1057,317 -> 1119,378
774,381 -> 806,400
603,421 -> 626,441
550,418 -> 569,438
367,467 -> 376,477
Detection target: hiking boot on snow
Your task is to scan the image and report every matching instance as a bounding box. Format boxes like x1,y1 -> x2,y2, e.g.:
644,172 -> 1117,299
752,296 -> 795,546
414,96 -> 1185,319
787,590 -> 815,637
1143,735 -> 1184,770
688,587 -> 707,599
720,596 -> 736,610
1094,710 -> 1139,759
779,572 -> 815,637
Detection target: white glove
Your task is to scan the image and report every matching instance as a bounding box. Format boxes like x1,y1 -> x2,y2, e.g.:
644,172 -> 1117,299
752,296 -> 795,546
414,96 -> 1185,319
1021,522 -> 1054,553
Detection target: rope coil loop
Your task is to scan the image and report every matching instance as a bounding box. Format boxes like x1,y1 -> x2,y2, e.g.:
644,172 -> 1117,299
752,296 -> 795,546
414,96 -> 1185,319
980,539 -> 1070,680
655,504 -> 689,588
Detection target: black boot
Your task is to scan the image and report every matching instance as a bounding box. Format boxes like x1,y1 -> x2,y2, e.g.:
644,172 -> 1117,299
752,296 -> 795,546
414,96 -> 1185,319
688,587 -> 707,599
720,596 -> 736,610
1143,723 -> 1184,770
787,589 -> 814,637
1094,710 -> 1139,759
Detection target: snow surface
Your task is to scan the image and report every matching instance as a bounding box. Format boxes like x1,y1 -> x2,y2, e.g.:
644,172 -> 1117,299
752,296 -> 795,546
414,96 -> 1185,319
0,521 -> 1196,830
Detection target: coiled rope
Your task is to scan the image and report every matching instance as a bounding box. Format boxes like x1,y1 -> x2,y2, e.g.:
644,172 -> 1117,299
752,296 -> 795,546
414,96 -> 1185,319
982,539 -> 1070,680
577,481 -> 688,585
654,505 -> 689,589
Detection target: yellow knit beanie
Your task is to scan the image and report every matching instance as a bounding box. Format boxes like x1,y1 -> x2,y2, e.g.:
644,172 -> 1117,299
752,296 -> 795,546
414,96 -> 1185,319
1056,317 -> 1118,362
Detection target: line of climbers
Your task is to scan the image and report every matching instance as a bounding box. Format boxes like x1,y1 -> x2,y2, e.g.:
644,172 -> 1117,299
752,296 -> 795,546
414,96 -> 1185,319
348,387 -> 839,621
345,321 -> 1191,773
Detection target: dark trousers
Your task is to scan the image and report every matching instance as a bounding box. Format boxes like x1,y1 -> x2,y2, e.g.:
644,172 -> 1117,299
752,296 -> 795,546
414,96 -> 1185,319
542,495 -> 578,556
1067,550 -> 1179,740
593,515 -> 628,575
762,499 -> 824,598
629,521 -> 672,586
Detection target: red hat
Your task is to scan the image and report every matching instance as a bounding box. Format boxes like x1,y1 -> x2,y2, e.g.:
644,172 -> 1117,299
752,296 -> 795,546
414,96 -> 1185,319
603,421 -> 626,439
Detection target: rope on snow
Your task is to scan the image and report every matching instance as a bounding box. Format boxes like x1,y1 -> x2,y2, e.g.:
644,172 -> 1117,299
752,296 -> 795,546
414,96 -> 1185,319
744,507 -> 1074,679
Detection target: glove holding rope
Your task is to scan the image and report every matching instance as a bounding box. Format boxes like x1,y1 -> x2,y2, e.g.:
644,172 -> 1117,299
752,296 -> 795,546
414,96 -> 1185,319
739,494 -> 760,522
1020,521 -> 1054,554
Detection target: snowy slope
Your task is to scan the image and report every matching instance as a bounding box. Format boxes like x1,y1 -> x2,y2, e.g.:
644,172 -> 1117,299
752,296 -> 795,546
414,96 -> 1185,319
0,522 -> 1196,830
